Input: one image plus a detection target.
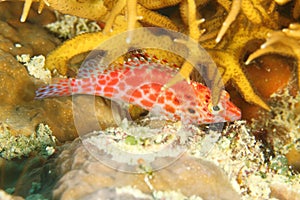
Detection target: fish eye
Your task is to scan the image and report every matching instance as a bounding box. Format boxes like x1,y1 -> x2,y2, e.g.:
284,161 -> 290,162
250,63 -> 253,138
212,105 -> 220,111
208,103 -> 223,115
188,108 -> 196,114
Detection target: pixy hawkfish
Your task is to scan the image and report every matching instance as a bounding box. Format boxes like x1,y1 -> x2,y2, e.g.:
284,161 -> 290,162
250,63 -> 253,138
36,55 -> 241,124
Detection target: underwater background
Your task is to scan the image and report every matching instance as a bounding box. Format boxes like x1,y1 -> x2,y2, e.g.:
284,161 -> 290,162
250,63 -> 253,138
0,1 -> 300,199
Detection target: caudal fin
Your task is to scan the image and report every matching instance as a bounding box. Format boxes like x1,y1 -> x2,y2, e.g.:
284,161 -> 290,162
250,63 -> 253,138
35,79 -> 72,99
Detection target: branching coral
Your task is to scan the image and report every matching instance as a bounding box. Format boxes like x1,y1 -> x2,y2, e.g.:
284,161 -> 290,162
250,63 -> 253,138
45,16 -> 129,75
167,1 -> 274,110
204,20 -> 272,111
173,0 -> 279,105
44,15 -> 186,75
216,0 -> 279,43
274,0 -> 300,19
9,0 -> 300,112
18,0 -> 179,33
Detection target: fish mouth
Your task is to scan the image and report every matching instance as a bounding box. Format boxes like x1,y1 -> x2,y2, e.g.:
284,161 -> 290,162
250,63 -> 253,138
224,101 -> 242,121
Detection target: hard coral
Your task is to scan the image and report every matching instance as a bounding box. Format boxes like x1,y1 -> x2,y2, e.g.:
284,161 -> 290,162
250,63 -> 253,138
53,137 -> 239,199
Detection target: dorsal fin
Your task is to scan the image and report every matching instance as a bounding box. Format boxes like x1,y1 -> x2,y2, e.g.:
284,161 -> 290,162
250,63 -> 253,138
77,50 -> 149,78
77,52 -> 107,78
77,50 -> 179,79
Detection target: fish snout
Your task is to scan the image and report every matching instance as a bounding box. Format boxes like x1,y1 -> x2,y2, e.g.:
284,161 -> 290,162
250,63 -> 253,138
224,101 -> 241,121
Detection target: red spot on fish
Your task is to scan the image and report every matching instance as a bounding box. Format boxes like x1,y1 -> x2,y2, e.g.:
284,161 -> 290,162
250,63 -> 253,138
164,104 -> 175,114
148,93 -> 157,102
157,96 -> 165,104
95,84 -> 102,91
161,59 -> 168,64
70,81 -> 76,86
131,90 -> 142,98
107,78 -> 118,86
98,79 -> 106,85
205,94 -> 210,100
204,118 -> 213,123
141,99 -> 154,108
172,97 -> 180,106
104,87 -> 114,94
166,94 -> 174,101
110,71 -> 119,78
172,64 -> 180,69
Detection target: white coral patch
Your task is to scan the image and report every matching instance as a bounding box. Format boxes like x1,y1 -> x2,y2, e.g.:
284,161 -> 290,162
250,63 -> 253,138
16,54 -> 51,83
45,12 -> 101,39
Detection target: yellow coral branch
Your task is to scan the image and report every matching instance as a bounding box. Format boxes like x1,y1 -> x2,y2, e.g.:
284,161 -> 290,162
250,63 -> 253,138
46,18 -> 128,75
103,0 -> 126,34
211,50 -> 270,111
162,0 -> 200,90
21,0 -> 33,22
241,0 -> 262,24
38,0 -> 46,13
136,4 -> 178,31
163,0 -> 225,105
126,0 -> 138,43
138,0 -> 182,9
293,0 -> 300,19
216,0 -> 241,43
283,23 -> 300,39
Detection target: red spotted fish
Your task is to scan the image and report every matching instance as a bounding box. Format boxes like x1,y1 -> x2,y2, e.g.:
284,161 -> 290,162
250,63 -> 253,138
36,55 -> 241,124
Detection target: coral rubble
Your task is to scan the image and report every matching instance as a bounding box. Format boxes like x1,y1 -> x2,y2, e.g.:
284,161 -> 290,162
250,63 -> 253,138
0,123 -> 56,159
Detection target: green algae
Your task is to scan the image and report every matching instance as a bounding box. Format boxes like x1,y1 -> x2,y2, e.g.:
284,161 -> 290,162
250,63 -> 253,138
270,155 -> 289,175
125,135 -> 138,145
0,123 -> 56,160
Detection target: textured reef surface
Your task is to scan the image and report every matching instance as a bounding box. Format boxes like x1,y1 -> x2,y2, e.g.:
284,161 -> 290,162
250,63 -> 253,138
1,1 -> 300,200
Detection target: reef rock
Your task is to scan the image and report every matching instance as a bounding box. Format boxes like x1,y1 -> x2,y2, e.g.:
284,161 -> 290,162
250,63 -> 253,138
0,2 -> 115,142
53,138 -> 240,200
